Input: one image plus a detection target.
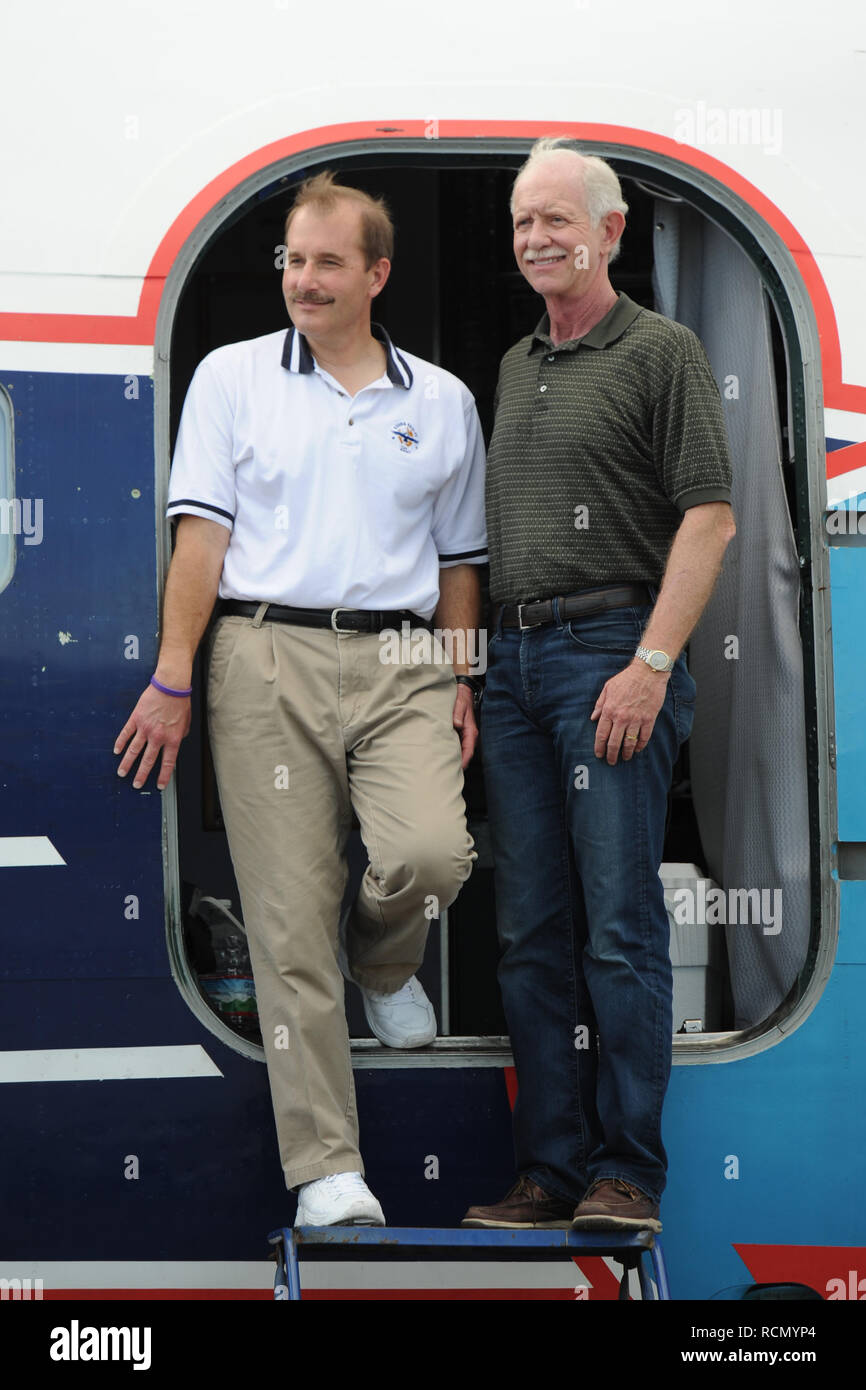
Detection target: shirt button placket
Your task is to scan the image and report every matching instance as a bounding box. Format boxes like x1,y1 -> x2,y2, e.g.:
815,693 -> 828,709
342,402 -> 360,453
538,347 -> 557,397
536,353 -> 552,408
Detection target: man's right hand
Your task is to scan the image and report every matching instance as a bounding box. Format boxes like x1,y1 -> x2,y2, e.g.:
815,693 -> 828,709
114,515 -> 230,790
114,683 -> 192,790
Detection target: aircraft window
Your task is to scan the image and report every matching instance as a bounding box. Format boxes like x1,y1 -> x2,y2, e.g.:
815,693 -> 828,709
0,387 -> 15,594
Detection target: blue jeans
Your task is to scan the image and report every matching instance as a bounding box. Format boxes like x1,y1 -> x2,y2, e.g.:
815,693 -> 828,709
481,601 -> 696,1205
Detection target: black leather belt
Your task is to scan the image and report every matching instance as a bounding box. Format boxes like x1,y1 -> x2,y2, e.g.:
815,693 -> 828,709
498,583 -> 652,630
218,600 -> 433,633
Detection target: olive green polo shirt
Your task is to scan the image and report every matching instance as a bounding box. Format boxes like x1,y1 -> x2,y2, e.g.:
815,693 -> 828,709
485,292 -> 733,604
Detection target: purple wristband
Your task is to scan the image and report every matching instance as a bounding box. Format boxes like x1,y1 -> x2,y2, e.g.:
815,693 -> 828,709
150,675 -> 192,698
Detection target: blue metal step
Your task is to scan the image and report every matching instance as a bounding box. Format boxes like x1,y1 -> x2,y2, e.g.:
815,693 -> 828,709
268,1225 -> 670,1300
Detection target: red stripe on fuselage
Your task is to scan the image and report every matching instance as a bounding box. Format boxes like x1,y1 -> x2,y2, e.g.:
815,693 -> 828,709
0,117 -> 863,444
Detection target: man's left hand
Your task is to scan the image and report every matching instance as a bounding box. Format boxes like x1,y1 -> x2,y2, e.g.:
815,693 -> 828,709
453,683 -> 479,770
590,660 -> 669,765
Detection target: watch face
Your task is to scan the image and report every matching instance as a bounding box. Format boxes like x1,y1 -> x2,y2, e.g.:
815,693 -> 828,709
650,651 -> 667,671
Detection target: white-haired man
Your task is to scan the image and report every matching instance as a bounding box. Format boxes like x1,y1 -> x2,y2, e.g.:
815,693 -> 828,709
463,139 -> 735,1232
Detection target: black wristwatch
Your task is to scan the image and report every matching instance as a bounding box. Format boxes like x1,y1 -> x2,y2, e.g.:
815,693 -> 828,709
455,674 -> 483,701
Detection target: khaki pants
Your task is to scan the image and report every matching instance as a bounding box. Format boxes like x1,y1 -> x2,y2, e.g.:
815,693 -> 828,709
206,610 -> 475,1189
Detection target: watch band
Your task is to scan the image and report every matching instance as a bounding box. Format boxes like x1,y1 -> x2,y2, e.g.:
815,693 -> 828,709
634,646 -> 675,673
455,674 -> 483,698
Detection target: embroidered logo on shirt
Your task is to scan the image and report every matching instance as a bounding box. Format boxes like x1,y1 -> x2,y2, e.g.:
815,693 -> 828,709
392,421 -> 420,454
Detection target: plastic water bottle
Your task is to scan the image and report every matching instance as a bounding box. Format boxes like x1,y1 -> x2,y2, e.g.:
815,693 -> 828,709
191,891 -> 261,1042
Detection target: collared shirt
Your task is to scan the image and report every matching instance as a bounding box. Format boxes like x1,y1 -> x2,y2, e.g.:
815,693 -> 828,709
166,323 -> 487,619
485,293 -> 733,604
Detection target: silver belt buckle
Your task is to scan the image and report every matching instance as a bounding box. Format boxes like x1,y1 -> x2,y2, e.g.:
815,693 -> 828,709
330,608 -> 356,634
517,601 -> 542,630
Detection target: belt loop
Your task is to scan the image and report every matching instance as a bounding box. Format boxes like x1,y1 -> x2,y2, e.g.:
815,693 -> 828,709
551,596 -> 561,627
251,602 -> 269,629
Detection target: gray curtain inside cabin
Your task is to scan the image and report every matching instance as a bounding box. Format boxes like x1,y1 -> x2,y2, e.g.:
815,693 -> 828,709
652,203 -> 810,1028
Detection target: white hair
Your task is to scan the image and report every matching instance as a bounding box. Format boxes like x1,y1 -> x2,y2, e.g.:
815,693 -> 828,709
510,138 -> 628,263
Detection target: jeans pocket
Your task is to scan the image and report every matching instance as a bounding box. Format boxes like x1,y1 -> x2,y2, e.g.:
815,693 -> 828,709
564,606 -> 645,655
484,629 -> 503,669
671,661 -> 697,745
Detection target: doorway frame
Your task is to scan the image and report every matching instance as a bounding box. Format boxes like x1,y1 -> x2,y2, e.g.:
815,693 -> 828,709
153,133 -> 835,1068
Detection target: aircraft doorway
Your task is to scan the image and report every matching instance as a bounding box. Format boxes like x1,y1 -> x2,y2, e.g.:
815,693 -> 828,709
164,151 -> 811,1060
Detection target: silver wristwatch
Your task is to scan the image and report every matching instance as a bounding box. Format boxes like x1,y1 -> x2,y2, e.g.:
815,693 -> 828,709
635,646 -> 675,673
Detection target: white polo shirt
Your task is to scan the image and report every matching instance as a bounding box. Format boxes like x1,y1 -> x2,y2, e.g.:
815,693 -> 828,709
166,323 -> 488,620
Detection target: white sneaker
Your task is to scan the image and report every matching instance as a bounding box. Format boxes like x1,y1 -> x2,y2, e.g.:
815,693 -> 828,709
294,1172 -> 385,1227
361,975 -> 437,1048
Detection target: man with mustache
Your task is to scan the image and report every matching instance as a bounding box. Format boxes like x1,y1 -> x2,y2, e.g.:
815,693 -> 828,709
463,139 -> 735,1233
115,172 -> 486,1226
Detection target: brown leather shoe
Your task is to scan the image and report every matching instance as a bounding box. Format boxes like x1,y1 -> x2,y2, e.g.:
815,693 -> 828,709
462,1175 -> 575,1228
571,1178 -> 661,1232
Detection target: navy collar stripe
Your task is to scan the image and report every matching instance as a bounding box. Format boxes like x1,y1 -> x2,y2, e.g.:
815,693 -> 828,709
281,322 -> 413,389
